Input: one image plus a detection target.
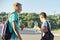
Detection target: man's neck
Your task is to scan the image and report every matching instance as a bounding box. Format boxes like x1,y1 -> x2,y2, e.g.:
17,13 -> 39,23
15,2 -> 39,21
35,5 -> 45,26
43,18 -> 46,22
15,10 -> 20,14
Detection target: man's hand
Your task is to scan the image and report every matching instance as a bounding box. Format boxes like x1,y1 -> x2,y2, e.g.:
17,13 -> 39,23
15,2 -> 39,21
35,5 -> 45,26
21,24 -> 25,31
34,26 -> 40,31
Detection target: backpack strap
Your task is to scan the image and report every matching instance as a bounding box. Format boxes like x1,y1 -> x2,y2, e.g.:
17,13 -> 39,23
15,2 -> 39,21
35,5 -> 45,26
46,21 -> 51,33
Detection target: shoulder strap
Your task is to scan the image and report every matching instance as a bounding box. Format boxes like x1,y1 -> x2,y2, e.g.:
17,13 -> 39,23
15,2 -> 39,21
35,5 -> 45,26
46,21 -> 51,33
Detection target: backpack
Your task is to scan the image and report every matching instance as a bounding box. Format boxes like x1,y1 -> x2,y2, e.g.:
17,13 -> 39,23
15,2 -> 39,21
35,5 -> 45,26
2,20 -> 12,40
41,21 -> 54,40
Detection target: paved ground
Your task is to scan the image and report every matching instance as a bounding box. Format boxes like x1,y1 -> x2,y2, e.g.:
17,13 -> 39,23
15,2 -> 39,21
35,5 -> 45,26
0,34 -> 60,40
0,24 -> 60,40
21,34 -> 60,40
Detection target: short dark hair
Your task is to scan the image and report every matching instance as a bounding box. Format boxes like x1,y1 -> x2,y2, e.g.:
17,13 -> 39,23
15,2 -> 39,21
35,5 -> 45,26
14,2 -> 22,6
39,12 -> 47,18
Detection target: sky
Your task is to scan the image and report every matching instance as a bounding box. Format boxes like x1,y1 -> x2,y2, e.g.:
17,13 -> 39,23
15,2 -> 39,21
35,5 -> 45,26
0,0 -> 60,14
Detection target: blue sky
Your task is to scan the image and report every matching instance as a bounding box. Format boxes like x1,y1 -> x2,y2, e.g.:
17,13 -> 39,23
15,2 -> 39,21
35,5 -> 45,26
0,0 -> 60,14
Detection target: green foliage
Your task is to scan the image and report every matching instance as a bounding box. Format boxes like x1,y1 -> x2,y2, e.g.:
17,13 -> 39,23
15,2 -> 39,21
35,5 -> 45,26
19,13 -> 40,28
47,14 -> 60,30
0,12 -> 60,30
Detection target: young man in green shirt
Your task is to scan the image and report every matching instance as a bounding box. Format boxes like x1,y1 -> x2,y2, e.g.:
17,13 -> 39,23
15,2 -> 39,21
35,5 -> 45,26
8,3 -> 23,40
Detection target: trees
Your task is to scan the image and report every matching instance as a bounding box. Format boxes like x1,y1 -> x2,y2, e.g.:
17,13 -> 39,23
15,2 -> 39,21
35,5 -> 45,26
19,13 -> 39,28
47,14 -> 60,30
0,12 -> 60,30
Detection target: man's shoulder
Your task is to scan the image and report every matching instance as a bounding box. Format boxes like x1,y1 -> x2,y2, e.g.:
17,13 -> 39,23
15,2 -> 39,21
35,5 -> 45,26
11,12 -> 18,16
42,20 -> 48,27
43,20 -> 47,24
12,12 -> 16,14
43,20 -> 49,24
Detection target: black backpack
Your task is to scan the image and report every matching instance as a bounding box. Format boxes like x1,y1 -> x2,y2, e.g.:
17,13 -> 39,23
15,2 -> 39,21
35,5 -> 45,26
41,21 -> 54,40
2,20 -> 12,40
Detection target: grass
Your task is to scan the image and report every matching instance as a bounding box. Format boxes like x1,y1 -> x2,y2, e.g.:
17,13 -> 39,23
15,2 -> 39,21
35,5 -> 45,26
52,29 -> 60,32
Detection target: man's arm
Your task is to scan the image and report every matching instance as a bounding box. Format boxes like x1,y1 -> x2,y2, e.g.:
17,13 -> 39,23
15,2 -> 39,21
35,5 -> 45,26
12,21 -> 22,40
34,26 -> 40,31
34,26 -> 48,33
